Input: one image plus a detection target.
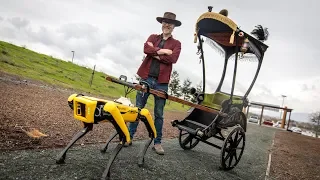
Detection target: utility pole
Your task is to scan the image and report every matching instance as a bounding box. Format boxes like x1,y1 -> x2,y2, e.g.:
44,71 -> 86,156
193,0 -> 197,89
279,95 -> 287,119
71,51 -> 75,63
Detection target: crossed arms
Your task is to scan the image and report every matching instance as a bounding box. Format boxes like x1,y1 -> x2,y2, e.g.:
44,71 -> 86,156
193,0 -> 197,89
143,34 -> 181,64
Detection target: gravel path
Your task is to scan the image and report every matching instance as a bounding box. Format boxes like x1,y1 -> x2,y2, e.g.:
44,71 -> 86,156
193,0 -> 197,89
0,123 -> 278,180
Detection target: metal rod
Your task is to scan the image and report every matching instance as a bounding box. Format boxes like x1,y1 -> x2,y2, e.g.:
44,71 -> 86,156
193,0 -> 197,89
195,137 -> 222,149
286,111 -> 292,131
229,32 -> 239,107
259,106 -> 264,126
212,134 -> 225,141
198,34 -> 206,93
216,55 -> 228,92
244,56 -> 263,98
246,105 -> 250,118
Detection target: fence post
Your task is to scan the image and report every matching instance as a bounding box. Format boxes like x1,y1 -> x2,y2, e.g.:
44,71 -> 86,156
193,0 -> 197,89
259,106 -> 264,126
281,106 -> 287,128
89,64 -> 96,87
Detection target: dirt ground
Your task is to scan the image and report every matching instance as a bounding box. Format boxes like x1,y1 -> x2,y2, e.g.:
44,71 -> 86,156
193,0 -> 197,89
0,72 -> 187,151
2,71 -> 320,180
269,130 -> 320,180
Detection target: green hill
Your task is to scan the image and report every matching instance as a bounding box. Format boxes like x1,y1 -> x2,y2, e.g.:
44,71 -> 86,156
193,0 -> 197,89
0,40 -> 189,111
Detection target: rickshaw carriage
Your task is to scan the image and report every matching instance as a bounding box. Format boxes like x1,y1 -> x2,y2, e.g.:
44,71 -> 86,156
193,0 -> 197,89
171,6 -> 269,170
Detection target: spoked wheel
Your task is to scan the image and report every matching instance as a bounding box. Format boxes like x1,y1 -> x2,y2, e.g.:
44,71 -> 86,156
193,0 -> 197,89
220,126 -> 245,170
178,130 -> 200,150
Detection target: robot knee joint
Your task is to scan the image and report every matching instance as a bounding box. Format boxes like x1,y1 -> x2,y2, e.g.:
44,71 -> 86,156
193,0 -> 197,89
103,102 -> 117,113
139,108 -> 150,117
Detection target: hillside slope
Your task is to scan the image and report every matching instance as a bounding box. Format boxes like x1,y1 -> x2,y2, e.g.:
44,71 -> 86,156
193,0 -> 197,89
0,40 -> 188,111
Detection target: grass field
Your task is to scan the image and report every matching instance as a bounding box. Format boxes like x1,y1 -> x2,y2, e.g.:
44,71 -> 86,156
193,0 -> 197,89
0,40 -> 190,111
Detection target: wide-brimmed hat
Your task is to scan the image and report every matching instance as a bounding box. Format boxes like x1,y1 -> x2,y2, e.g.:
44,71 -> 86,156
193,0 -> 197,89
156,12 -> 181,27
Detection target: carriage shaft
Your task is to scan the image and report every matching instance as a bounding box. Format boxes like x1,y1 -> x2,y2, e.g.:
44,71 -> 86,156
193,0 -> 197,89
195,136 -> 222,149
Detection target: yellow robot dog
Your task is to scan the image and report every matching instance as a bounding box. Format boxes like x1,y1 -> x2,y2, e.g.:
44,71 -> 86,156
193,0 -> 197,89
55,93 -> 156,179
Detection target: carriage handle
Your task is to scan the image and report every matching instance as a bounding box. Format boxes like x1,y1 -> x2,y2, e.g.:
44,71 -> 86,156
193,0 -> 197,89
105,75 -> 228,117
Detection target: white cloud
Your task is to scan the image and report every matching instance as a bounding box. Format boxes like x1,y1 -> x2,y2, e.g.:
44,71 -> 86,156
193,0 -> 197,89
0,0 -> 319,114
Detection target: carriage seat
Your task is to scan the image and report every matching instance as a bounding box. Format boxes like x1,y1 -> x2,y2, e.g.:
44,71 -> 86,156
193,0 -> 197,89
201,91 -> 243,111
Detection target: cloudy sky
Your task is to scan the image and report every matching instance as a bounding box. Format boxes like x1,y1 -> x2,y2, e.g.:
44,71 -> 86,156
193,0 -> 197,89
0,0 -> 319,116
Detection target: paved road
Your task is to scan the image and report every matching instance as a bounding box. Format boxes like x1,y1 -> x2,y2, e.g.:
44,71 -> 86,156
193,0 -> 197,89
0,123 -> 279,180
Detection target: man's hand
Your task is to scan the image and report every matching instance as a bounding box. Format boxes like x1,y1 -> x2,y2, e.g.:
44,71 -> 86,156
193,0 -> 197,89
162,49 -> 172,55
147,42 -> 153,47
157,49 -> 172,55
153,56 -> 160,60
147,41 -> 172,55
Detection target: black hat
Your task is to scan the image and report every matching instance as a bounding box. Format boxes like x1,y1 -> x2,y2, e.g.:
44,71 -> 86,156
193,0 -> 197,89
156,12 -> 182,27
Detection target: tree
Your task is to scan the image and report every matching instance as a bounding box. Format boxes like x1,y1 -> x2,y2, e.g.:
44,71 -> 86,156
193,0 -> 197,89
180,78 -> 192,106
168,70 -> 181,97
309,111 -> 320,137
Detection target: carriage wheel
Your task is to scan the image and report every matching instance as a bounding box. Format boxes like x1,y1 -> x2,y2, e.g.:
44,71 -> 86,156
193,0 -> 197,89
178,130 -> 200,150
220,126 -> 245,170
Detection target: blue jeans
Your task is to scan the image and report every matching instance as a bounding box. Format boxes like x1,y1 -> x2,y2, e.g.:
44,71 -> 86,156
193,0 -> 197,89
128,76 -> 168,145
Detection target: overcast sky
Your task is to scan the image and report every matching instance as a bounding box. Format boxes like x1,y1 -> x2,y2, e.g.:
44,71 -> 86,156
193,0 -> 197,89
0,0 -> 319,114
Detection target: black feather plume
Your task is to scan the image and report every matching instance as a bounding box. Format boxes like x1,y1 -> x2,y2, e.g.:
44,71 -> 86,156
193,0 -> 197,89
251,25 -> 269,41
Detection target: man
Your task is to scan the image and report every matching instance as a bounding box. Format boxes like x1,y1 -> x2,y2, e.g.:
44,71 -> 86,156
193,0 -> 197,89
126,12 -> 182,155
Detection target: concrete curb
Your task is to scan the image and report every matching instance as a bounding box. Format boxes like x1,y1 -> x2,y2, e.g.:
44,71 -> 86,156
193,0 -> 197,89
265,138 -> 275,180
